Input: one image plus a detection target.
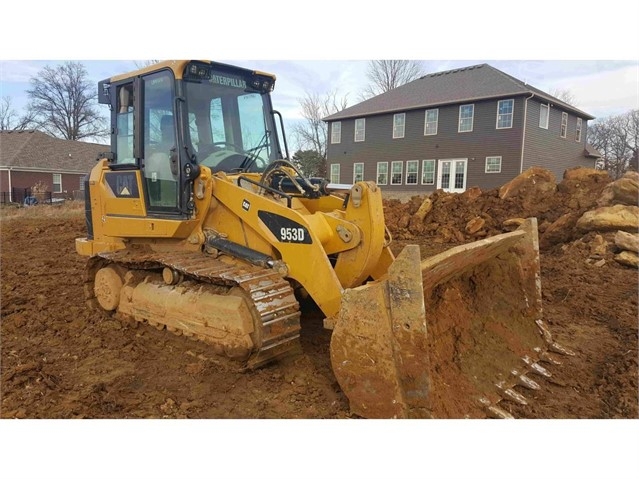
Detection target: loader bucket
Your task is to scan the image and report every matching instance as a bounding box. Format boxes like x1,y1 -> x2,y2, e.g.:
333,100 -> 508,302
330,218 -> 566,418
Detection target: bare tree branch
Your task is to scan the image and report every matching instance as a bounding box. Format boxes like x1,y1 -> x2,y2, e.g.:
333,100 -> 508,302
550,88 -> 578,107
26,62 -> 108,141
588,109 -> 638,178
360,60 -> 425,100
291,89 -> 348,164
0,96 -> 36,130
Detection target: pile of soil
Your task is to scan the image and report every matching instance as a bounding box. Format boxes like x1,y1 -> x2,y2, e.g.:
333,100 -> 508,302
384,167 -> 614,247
1,167 -> 637,419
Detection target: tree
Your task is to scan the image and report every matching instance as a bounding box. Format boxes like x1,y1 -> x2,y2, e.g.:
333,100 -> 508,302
360,60 -> 425,100
26,62 -> 107,141
291,89 -> 348,176
0,96 -> 35,130
588,109 -> 639,179
292,149 -> 326,177
550,88 -> 578,107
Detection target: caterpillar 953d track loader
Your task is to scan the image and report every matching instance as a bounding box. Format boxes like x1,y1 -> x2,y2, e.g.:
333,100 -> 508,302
76,60 -> 572,418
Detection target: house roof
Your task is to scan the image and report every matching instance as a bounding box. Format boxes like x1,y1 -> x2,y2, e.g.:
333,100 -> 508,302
323,63 -> 595,122
585,143 -> 602,158
0,130 -> 107,173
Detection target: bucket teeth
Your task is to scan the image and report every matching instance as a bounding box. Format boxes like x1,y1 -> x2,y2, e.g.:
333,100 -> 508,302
522,356 -> 552,378
536,320 -> 576,356
534,347 -> 562,365
512,369 -> 540,390
549,341 -> 576,356
495,382 -> 528,405
479,398 -> 514,419
535,319 -> 554,343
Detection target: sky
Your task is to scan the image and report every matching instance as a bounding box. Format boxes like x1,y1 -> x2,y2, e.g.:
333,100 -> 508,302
1,2 -> 638,150
1,59 -> 637,128
1,1 -> 638,478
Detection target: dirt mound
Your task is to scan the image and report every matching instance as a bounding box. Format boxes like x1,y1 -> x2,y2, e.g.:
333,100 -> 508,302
384,167 -> 624,251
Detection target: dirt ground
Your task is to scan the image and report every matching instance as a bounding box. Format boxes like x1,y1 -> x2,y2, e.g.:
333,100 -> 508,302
1,171 -> 637,420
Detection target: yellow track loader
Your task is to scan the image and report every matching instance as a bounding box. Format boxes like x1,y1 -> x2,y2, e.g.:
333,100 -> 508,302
76,60 -> 571,418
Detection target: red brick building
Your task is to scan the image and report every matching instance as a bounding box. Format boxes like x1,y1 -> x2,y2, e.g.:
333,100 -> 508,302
0,130 -> 106,203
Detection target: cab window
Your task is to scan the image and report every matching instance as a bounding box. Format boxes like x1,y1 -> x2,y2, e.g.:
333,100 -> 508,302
142,70 -> 178,210
115,83 -> 135,164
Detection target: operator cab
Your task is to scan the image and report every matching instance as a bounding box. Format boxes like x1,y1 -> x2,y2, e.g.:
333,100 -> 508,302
99,60 -> 286,217
183,62 -> 281,174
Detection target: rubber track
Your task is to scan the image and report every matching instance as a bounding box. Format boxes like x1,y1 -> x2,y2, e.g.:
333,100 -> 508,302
86,249 -> 301,369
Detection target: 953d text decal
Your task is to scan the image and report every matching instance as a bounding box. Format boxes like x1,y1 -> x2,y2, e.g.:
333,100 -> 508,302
257,211 -> 312,244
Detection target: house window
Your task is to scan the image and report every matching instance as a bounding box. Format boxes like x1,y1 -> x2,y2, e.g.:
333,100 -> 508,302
458,104 -> 474,132
496,99 -> 514,129
353,163 -> 364,183
391,161 -> 403,185
393,113 -> 405,139
421,159 -> 435,185
561,112 -> 568,138
576,118 -> 582,142
331,121 -> 341,144
377,162 -> 388,185
79,177 -> 85,191
406,160 -> 418,185
330,164 -> 340,183
52,174 -> 62,193
354,118 -> 366,142
485,156 -> 502,173
424,109 -> 438,135
539,104 -> 549,129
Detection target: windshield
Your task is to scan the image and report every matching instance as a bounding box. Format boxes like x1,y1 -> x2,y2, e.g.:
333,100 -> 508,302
183,67 -> 278,173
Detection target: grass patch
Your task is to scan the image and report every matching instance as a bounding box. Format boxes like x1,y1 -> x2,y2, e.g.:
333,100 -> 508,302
0,200 -> 85,221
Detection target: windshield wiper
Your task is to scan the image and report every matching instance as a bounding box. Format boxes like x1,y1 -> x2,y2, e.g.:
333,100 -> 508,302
238,131 -> 270,172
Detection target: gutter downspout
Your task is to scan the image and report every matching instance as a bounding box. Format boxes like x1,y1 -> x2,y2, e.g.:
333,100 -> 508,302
8,168 -> 12,203
520,93 -> 535,174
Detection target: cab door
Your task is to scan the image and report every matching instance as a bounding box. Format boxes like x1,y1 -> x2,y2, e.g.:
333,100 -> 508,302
98,70 -> 197,239
140,70 -> 180,214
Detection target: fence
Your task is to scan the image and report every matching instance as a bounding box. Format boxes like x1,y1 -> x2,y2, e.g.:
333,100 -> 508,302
0,188 -> 53,205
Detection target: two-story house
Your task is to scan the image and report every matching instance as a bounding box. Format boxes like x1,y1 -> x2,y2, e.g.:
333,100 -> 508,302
323,63 -> 600,196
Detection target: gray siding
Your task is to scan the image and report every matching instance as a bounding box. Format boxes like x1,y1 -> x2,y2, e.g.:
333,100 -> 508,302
523,99 -> 594,180
327,96 -> 527,193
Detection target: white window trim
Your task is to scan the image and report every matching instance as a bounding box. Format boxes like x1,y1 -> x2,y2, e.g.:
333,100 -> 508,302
376,162 -> 388,185
391,161 -> 403,185
458,104 -> 474,133
436,158 -> 468,192
539,104 -> 549,129
353,162 -> 364,184
330,164 -> 340,184
485,156 -> 502,173
496,99 -> 514,129
393,113 -> 405,139
52,173 -> 62,193
354,118 -> 365,142
560,112 -> 568,138
421,159 -> 435,185
405,160 -> 419,185
576,118 -> 582,142
331,121 -> 341,144
424,109 -> 438,136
